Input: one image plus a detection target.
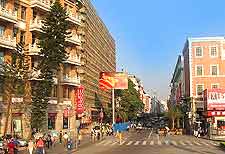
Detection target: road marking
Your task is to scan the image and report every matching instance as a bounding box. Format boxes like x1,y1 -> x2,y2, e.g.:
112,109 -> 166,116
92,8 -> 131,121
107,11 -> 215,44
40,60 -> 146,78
200,141 -> 209,146
103,141 -> 112,145
158,140 -> 162,145
193,141 -> 201,146
150,140 -> 154,145
148,128 -> 153,139
142,141 -> 147,145
170,140 -> 177,146
185,141 -> 193,146
134,141 -> 140,145
179,141 -> 186,146
210,142 -> 219,146
126,141 -> 133,145
97,140 -> 107,145
119,141 -> 126,145
111,141 -> 118,146
164,140 -> 169,145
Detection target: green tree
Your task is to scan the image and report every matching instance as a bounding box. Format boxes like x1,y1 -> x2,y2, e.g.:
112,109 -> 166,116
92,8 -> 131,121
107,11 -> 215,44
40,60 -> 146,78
31,0 -> 70,130
166,106 -> 182,129
114,79 -> 144,121
0,43 -> 30,135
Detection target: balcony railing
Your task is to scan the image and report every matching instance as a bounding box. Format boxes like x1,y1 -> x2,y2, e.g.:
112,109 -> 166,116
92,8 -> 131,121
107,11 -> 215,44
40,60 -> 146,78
66,34 -> 81,45
30,18 -> 43,32
0,6 -> 17,23
29,43 -> 41,55
65,54 -> 81,65
62,75 -> 80,86
67,12 -> 81,25
30,0 -> 51,12
0,35 -> 16,49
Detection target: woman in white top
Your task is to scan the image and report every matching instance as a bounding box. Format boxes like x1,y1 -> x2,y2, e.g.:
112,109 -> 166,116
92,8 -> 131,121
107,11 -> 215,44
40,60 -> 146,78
28,139 -> 34,154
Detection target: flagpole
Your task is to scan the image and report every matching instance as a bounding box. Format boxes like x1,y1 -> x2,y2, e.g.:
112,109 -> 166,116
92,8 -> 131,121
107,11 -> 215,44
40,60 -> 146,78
112,88 -> 115,124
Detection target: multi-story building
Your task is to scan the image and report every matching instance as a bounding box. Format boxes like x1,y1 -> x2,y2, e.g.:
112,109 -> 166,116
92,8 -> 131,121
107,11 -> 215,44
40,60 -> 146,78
143,93 -> 151,113
0,0 -> 86,138
79,0 -> 116,123
183,37 -> 225,135
169,55 -> 184,107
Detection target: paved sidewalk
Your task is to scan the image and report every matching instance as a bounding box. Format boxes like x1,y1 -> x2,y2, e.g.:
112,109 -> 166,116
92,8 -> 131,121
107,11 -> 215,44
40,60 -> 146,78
19,134 -> 110,154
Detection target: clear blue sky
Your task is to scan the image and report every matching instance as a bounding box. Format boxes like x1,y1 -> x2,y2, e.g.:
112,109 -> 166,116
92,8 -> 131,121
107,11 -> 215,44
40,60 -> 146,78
92,0 -> 225,100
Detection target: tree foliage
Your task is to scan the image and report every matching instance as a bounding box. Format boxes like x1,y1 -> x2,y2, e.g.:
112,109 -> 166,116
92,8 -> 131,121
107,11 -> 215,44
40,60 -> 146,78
0,43 -> 30,135
31,0 -> 70,130
112,79 -> 144,121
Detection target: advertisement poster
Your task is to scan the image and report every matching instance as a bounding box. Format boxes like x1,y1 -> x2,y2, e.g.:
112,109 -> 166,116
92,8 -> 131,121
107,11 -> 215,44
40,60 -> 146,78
204,89 -> 225,110
76,85 -> 85,114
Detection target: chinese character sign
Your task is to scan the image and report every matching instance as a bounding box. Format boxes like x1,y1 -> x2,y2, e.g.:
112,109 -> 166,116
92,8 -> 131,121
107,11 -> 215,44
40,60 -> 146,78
76,85 -> 84,114
204,89 -> 225,110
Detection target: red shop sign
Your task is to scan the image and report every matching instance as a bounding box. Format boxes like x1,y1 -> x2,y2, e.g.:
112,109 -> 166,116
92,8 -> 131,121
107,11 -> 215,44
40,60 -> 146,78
207,111 -> 225,117
76,85 -> 85,114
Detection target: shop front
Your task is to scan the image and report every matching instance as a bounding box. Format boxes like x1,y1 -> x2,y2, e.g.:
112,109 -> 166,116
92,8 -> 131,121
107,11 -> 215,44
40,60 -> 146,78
204,89 -> 225,140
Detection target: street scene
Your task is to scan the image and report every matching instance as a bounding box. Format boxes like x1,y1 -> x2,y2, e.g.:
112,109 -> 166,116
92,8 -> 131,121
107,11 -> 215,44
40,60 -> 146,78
1,0 -> 225,154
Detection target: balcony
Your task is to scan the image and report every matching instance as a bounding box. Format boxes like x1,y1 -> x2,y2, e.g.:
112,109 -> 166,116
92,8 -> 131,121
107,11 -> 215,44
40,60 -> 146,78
0,35 -> 16,49
64,54 -> 81,65
0,6 -> 17,23
66,34 -> 81,46
30,18 -> 43,32
30,0 -> 51,12
48,98 -> 57,105
29,43 -> 41,55
29,70 -> 41,80
59,99 -> 72,106
67,13 -> 81,25
77,29 -> 85,36
62,75 -> 80,86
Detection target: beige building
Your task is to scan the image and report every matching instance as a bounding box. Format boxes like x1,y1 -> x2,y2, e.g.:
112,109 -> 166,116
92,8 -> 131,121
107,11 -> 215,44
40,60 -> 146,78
0,0 -> 86,138
80,0 -> 116,123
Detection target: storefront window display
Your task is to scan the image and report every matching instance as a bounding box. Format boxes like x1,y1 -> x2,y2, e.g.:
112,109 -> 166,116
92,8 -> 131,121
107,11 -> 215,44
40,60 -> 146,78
63,116 -> 69,129
48,114 -> 56,130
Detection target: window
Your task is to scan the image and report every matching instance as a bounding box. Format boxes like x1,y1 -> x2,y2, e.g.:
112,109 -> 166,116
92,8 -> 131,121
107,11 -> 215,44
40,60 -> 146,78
0,52 -> 3,64
196,84 -> 204,96
0,26 -> 5,36
63,116 -> 68,129
211,65 -> 218,75
0,0 -> 6,8
52,85 -> 57,97
21,6 -> 26,20
14,3 -> 19,16
20,31 -> 25,43
196,65 -> 203,76
210,47 -> 217,57
211,84 -> 219,89
63,87 -> 72,98
48,114 -> 56,130
195,47 -> 203,57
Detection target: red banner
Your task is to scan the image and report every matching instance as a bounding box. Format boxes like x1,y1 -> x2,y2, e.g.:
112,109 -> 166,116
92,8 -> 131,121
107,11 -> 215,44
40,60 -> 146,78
76,85 -> 84,114
207,111 -> 225,117
204,89 -> 225,110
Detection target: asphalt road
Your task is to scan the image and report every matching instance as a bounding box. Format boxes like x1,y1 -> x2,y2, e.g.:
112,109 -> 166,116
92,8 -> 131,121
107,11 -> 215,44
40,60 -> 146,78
76,128 -> 224,154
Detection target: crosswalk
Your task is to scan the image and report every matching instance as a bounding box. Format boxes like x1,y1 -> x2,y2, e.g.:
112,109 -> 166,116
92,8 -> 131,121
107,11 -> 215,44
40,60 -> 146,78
96,139 -> 219,147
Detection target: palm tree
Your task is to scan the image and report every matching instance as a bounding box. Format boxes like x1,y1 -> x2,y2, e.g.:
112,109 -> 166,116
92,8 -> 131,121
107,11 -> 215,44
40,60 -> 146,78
166,106 -> 182,129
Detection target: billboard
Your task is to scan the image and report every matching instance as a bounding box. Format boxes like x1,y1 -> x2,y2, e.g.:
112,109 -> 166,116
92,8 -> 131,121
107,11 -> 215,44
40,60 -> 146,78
204,89 -> 225,111
99,72 -> 128,90
76,85 -> 85,114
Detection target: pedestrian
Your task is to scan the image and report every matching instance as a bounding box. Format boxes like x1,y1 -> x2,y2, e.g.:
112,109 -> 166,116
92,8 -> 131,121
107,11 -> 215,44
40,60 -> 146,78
63,132 -> 69,148
36,137 -> 44,154
8,139 -> 14,154
46,134 -> 52,149
78,133 -> 82,145
59,131 -> 63,144
28,139 -> 34,154
3,138 -> 8,154
13,138 -> 19,154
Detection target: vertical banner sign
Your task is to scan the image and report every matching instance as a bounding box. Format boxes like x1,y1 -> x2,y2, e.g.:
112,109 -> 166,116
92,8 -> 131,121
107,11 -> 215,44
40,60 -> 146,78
76,85 -> 85,114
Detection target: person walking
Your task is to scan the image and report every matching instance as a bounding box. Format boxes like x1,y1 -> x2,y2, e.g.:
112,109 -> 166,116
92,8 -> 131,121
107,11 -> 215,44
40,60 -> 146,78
28,139 -> 34,154
8,139 -> 15,154
36,137 -> 44,154
63,132 -> 69,148
78,133 -> 82,145
59,131 -> 63,144
46,134 -> 52,149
